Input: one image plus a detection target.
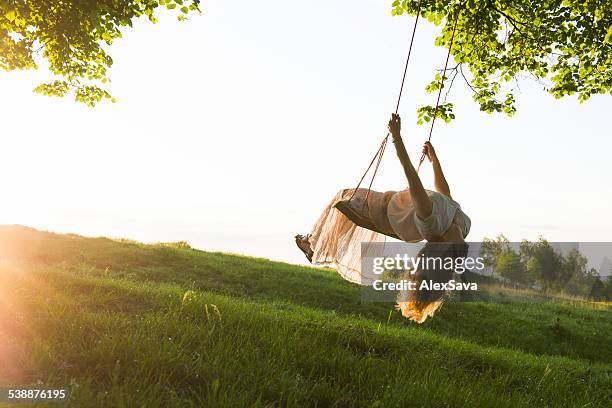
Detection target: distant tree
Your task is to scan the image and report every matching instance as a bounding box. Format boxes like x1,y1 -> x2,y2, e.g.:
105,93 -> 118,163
0,0 -> 201,105
587,271 -> 606,300
494,249 -> 526,285
520,238 -> 562,291
481,234 -> 510,267
486,235 -> 612,299
603,276 -> 612,301
391,0 -> 612,123
558,248 -> 588,291
564,266 -> 591,297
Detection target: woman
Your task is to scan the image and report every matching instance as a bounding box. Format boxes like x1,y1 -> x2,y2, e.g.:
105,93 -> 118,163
296,113 -> 471,322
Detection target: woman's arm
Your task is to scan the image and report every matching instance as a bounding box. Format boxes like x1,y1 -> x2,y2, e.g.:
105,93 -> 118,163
423,142 -> 452,198
388,114 -> 433,220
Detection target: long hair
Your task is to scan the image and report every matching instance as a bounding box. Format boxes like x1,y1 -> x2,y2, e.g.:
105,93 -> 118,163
396,241 -> 469,323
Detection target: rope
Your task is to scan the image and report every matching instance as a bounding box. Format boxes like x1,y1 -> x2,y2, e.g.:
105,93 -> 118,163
348,0 -> 423,205
417,0 -> 464,171
394,0 -> 425,115
362,136 -> 388,206
348,0 -> 464,207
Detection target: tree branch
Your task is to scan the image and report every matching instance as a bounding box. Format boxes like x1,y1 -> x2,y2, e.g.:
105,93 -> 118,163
443,64 -> 460,103
489,5 -> 529,38
459,64 -> 504,104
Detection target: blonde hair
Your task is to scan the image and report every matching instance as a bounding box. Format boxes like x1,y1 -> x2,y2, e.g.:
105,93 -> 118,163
396,242 -> 468,323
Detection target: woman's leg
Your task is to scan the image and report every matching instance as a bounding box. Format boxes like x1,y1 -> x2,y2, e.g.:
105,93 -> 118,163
296,188 -> 391,264
295,189 -> 352,262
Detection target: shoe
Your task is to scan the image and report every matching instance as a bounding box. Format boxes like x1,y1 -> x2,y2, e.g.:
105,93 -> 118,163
294,234 -> 313,263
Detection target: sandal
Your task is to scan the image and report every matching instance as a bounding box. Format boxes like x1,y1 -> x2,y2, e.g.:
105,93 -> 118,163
294,234 -> 314,263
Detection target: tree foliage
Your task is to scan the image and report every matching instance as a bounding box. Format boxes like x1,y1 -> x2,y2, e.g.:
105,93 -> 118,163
392,0 -> 612,123
2,1 -> 610,111
482,235 -> 611,299
481,234 -> 510,267
520,239 -> 563,290
0,0 -> 201,106
495,249 -> 526,285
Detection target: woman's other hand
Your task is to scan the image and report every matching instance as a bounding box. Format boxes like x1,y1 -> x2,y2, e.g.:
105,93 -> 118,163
422,141 -> 438,163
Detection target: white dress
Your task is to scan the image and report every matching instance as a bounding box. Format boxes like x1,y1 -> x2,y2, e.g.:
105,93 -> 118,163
387,189 -> 471,242
306,188 -> 470,283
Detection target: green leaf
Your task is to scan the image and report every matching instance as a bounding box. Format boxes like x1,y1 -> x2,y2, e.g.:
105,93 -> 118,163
605,25 -> 612,44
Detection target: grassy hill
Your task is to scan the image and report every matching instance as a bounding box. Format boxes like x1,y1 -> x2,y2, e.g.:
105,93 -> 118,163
0,225 -> 610,407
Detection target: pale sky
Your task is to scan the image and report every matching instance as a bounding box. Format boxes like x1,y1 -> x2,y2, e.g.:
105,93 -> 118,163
1,1 -> 610,265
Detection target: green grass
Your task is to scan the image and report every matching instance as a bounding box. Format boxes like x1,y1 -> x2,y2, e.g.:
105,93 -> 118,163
0,225 -> 610,407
